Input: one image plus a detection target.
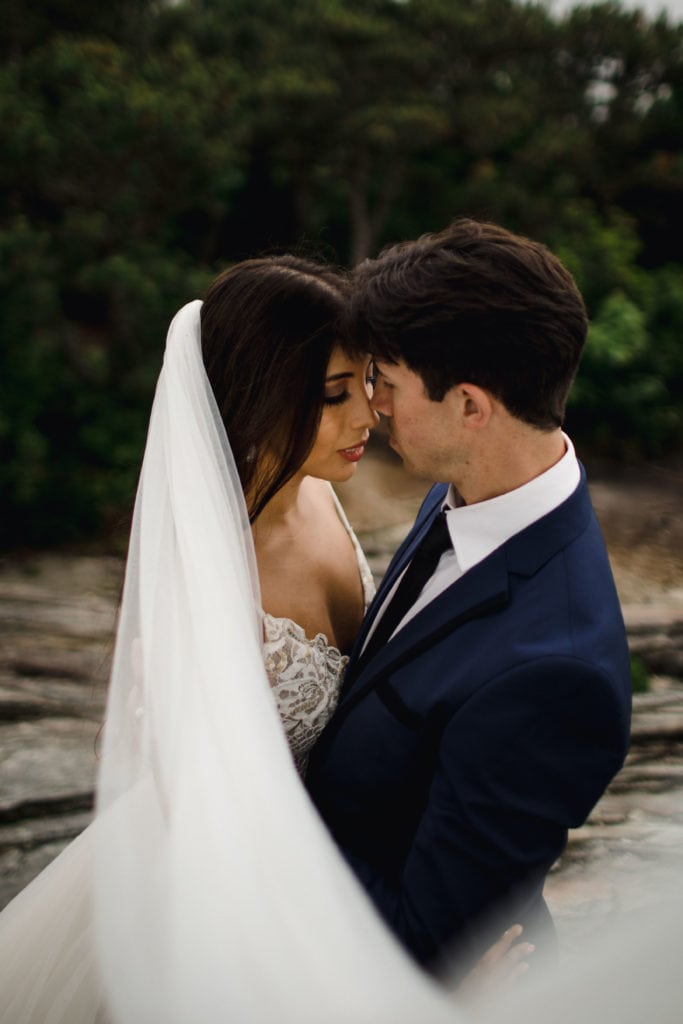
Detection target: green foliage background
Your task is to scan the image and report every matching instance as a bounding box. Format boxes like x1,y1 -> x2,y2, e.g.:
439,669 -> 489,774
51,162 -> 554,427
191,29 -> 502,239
1,0 -> 682,545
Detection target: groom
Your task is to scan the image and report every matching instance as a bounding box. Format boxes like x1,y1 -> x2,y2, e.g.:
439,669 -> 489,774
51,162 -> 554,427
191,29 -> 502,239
307,219 -> 632,979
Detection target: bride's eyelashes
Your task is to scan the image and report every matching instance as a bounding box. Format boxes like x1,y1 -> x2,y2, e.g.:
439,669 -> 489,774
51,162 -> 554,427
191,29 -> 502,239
324,377 -> 376,406
324,390 -> 351,406
323,361 -> 376,405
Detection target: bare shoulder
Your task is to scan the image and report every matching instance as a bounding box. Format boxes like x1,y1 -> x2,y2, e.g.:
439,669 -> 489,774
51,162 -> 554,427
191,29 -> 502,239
301,476 -> 339,520
257,477 -> 363,650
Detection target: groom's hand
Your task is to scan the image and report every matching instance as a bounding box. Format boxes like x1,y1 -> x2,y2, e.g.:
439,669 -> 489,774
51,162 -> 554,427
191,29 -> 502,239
455,924 -> 534,1007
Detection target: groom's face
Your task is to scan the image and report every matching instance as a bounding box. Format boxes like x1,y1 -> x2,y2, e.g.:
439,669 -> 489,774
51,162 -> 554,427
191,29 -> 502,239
371,359 -> 462,483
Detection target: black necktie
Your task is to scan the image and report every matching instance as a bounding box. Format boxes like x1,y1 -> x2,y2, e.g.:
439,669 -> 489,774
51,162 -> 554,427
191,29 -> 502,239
360,510 -> 452,668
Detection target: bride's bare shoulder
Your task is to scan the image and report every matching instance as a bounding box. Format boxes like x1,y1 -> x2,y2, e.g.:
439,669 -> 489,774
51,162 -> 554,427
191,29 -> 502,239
302,476 -> 339,516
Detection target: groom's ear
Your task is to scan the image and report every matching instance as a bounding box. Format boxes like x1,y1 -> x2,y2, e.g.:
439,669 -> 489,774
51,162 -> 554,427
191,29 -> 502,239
457,383 -> 493,429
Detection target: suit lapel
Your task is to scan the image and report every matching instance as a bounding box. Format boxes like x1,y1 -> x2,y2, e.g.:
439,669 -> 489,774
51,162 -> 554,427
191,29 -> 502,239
347,486 -> 446,666
340,471 -> 594,718
340,550 -> 510,714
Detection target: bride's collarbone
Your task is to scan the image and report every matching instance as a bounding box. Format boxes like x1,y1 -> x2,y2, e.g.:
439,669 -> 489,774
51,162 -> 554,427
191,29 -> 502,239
258,528 -> 363,653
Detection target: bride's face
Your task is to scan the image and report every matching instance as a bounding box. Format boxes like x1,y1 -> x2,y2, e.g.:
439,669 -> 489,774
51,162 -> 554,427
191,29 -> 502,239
300,348 -> 378,483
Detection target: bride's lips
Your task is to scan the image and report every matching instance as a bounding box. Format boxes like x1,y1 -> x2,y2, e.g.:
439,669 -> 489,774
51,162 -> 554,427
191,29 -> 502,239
338,443 -> 367,463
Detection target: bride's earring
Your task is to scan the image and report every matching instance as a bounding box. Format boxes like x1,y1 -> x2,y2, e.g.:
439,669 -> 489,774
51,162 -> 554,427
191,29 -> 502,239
246,445 -> 256,463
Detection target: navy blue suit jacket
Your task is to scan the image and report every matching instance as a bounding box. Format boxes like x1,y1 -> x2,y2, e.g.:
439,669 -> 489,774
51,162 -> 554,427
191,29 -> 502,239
306,471 -> 631,977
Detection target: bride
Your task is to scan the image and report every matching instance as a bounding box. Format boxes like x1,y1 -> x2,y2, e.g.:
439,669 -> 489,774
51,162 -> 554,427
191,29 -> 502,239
200,256 -> 378,774
0,255 -> 507,1023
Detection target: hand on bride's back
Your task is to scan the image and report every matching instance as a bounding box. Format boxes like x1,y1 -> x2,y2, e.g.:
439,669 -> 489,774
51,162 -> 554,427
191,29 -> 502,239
456,925 -> 535,1007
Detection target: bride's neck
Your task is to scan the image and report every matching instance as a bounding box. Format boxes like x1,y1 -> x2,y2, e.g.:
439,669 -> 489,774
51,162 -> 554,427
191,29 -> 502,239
252,472 -> 308,534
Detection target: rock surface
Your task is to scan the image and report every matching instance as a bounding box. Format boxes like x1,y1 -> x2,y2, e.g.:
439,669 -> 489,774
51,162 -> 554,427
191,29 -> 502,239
1,445 -> 682,954
0,555 -> 114,908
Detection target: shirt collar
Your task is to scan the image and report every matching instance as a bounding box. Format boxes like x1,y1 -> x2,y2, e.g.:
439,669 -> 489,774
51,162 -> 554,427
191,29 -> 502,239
442,433 -> 581,577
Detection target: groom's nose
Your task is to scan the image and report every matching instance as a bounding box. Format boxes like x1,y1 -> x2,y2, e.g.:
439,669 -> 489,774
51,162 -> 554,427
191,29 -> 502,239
370,380 -> 392,417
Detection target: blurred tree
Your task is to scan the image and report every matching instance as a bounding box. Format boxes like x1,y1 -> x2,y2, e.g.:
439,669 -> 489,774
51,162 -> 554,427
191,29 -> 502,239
0,0 -> 161,59
0,0 -> 681,543
165,0 -> 452,264
553,3 -> 683,265
0,31 -> 246,542
155,0 -> 682,270
569,287 -> 682,456
546,201 -> 645,313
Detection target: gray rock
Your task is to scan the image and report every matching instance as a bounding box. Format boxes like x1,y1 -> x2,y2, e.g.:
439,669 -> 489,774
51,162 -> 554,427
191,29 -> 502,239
0,717 -> 98,815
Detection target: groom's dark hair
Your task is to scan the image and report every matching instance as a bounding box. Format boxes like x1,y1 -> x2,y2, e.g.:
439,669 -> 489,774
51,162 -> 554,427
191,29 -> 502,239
349,219 -> 588,429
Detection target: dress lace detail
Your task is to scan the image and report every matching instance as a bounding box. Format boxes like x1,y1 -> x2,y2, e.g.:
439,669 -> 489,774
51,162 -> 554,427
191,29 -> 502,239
264,615 -> 349,775
263,488 -> 375,775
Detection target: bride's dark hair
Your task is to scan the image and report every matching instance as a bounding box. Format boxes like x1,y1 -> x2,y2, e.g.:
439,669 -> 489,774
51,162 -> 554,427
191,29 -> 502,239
201,255 -> 350,522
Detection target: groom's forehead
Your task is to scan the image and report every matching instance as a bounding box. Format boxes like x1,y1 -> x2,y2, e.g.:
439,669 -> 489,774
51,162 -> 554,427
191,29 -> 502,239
374,357 -> 407,374
374,359 -> 434,397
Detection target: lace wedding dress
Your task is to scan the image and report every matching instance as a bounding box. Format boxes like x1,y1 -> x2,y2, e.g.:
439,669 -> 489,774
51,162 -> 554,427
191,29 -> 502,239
265,493 -> 375,776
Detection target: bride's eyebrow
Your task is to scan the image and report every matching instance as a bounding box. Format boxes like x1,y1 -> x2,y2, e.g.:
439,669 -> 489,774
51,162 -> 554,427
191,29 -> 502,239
325,372 -> 353,382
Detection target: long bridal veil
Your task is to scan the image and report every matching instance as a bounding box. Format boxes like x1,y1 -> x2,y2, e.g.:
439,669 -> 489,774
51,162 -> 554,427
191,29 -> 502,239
94,300 -> 457,1024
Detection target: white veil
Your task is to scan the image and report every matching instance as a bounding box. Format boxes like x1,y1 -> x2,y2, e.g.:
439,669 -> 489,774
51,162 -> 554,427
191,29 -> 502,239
94,300 -> 457,1024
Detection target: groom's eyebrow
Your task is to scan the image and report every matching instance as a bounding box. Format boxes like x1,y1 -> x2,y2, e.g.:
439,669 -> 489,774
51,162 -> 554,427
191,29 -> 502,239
325,372 -> 354,382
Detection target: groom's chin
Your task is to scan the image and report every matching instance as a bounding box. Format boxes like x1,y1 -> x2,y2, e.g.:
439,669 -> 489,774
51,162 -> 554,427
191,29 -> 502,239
395,455 -> 435,482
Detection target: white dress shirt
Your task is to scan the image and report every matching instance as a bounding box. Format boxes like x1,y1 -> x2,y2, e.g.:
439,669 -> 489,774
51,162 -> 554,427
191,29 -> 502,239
362,434 -> 581,651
